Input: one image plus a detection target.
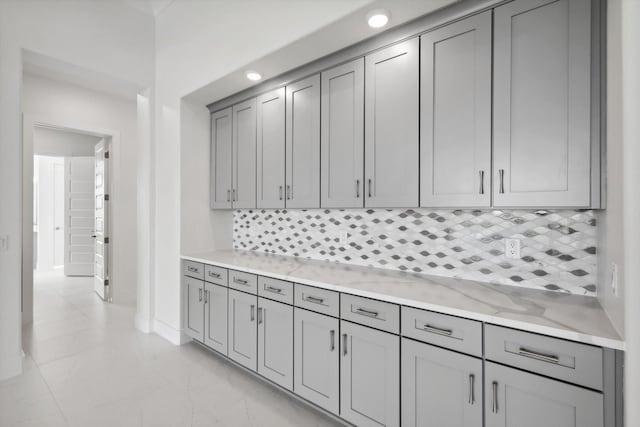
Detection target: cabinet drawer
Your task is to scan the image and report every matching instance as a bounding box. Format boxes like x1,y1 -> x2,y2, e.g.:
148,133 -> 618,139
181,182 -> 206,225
294,284 -> 339,317
341,294 -> 399,334
258,276 -> 293,305
228,270 -> 258,294
204,265 -> 228,286
401,306 -> 482,357
183,260 -> 204,280
485,324 -> 603,390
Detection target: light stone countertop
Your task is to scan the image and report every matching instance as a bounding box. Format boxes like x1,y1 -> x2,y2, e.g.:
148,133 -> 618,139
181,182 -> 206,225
182,249 -> 624,350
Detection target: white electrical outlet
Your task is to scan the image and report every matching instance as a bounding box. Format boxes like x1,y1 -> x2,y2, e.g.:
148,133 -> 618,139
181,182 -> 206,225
0,235 -> 8,252
504,238 -> 521,259
611,263 -> 619,296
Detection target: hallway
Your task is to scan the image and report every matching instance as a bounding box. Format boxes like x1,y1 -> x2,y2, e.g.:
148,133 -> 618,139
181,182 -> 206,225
1,271 -> 340,427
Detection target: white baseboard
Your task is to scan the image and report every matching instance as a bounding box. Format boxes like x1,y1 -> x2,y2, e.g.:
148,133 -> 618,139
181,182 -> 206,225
134,312 -> 152,333
153,318 -> 189,345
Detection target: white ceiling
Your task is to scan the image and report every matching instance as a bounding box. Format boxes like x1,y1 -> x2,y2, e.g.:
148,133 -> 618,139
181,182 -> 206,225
120,0 -> 175,16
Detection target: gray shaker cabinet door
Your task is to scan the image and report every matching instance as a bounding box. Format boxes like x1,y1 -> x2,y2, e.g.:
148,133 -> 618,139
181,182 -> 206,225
232,98 -> 257,209
204,282 -> 228,355
183,277 -> 204,342
493,0 -> 592,207
293,308 -> 340,415
257,297 -> 293,391
420,11 -> 492,208
402,338 -> 482,427
286,74 -> 320,208
256,88 -> 286,208
210,107 -> 233,209
364,38 -> 419,208
340,321 -> 400,427
485,362 -> 603,427
227,289 -> 257,371
321,58 -> 365,208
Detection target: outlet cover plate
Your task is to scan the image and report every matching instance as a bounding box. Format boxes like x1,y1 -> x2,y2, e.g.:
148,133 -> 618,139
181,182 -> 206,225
505,238 -> 521,259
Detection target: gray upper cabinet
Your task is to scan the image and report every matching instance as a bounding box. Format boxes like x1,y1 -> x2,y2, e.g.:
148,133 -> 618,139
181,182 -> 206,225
402,338 -> 482,427
228,289 -> 257,371
321,58 -> 365,208
204,282 -> 228,355
232,98 -> 257,208
183,276 -> 204,341
493,0 -> 592,207
485,362 -> 603,427
365,38 -> 419,208
420,11 -> 492,208
257,88 -> 286,208
340,320 -> 400,427
257,297 -> 293,390
210,107 -> 233,209
286,74 -> 320,208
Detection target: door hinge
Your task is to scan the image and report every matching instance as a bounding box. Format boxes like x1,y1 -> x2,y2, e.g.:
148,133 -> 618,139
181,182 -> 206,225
104,151 -> 110,159
104,194 -> 110,201
104,279 -> 109,286
104,237 -> 110,244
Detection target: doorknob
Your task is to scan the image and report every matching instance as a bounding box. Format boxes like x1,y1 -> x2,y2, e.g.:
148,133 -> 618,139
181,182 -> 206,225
91,235 -> 97,238
55,227 -> 61,230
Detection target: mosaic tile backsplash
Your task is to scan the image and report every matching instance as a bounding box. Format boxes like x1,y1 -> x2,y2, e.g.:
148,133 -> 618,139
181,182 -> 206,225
233,209 -> 597,296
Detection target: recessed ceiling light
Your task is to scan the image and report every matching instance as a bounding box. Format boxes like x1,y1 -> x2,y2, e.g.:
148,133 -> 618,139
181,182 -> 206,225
367,9 -> 390,29
246,71 -> 262,81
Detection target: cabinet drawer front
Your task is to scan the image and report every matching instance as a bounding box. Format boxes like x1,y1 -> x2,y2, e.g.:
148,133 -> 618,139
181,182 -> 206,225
485,324 -> 603,390
204,265 -> 228,286
294,284 -> 339,317
258,276 -> 293,305
183,260 -> 204,280
341,294 -> 399,334
228,270 -> 258,294
401,306 -> 482,357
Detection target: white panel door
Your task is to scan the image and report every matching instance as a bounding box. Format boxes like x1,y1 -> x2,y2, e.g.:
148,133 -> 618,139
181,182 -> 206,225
232,98 -> 257,208
493,0 -> 592,207
256,88 -> 286,208
52,160 -> 65,267
340,320 -> 400,427
321,58 -> 365,208
420,11 -> 492,207
204,282 -> 228,354
210,107 -> 233,209
365,38 -> 419,208
93,140 -> 110,299
228,289 -> 258,371
64,156 -> 94,277
258,297 -> 293,390
285,74 -> 320,208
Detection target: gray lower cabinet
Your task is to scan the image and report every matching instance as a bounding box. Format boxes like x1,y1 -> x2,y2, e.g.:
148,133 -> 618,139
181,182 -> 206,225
485,361 -> 603,427
493,0 -> 592,207
204,282 -> 228,355
285,74 -> 320,208
320,58 -> 365,208
183,276 -> 204,341
228,289 -> 257,371
257,88 -> 286,208
364,38 -> 419,208
340,320 -> 400,427
210,107 -> 233,209
257,297 -> 293,390
293,308 -> 340,415
232,98 -> 257,208
420,11 -> 492,208
402,338 -> 482,427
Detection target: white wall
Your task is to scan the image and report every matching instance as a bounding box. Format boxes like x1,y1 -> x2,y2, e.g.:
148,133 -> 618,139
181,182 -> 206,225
34,127 -> 100,157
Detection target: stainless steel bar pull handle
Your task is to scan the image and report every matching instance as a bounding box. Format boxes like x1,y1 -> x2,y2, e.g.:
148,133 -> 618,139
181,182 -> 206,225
518,347 -> 560,364
368,179 -> 372,198
355,307 -> 379,318
342,334 -> 348,356
209,272 -> 220,279
468,374 -> 475,404
479,171 -> 485,195
227,189 -> 231,202
188,266 -> 197,273
356,179 -> 360,198
250,304 -> 255,322
265,286 -> 282,294
492,381 -> 498,413
199,288 -> 202,302
233,277 -> 248,285
233,189 -> 236,201
286,185 -> 291,200
330,330 -> 335,351
422,324 -> 453,337
499,169 -> 505,194
279,185 -> 283,200
305,295 -> 324,304
258,307 -> 263,325
204,290 -> 209,304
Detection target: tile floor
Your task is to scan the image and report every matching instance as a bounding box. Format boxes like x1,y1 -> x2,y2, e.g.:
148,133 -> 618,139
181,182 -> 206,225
1,271 -> 342,427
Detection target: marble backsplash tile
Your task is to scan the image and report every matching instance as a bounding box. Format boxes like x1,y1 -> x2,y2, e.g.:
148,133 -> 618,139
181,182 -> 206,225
233,209 -> 597,296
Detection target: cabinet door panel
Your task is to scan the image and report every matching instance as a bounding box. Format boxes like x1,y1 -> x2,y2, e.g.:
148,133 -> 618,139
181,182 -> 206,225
341,321 -> 400,427
294,308 -> 340,415
421,12 -> 491,208
402,339 -> 482,427
321,59 -> 364,208
485,362 -> 603,427
258,298 -> 293,390
204,283 -> 228,355
183,277 -> 204,341
233,98 -> 257,208
365,38 -> 419,208
228,289 -> 257,371
257,88 -> 286,208
210,108 -> 233,209
493,0 -> 591,207
286,75 -> 320,208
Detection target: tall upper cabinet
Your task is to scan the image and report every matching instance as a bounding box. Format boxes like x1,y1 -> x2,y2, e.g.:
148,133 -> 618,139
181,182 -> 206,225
365,38 -> 419,208
321,59 -> 365,208
210,107 -> 233,209
256,88 -> 286,208
420,12 -> 492,208
493,0 -> 592,207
